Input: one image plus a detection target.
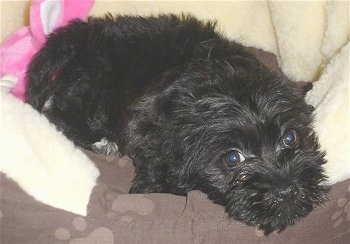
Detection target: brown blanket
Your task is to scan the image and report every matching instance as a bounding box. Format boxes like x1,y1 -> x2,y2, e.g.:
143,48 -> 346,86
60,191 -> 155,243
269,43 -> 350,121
0,150 -> 349,244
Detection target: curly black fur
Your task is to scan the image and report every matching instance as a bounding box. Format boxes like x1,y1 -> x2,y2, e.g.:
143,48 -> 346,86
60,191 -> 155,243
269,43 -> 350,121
27,14 -> 329,234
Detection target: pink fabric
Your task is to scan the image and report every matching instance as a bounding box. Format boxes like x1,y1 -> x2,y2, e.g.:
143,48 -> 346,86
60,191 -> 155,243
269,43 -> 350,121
0,0 -> 94,102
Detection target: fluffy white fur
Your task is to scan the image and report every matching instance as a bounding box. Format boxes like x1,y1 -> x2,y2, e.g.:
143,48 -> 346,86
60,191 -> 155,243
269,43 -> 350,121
306,43 -> 350,184
0,0 -> 348,214
0,75 -> 100,215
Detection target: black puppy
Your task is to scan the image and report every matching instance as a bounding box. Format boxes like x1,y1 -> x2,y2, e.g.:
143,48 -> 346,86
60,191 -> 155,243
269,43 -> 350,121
27,14 -> 328,234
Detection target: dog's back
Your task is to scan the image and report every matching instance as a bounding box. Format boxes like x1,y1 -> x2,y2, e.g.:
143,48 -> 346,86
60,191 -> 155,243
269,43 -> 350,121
28,14 -> 221,107
27,14 -> 238,150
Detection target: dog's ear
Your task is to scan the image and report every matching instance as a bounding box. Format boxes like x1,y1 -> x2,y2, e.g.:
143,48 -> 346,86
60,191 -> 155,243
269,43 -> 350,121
290,81 -> 315,112
243,46 -> 281,74
292,81 -> 313,96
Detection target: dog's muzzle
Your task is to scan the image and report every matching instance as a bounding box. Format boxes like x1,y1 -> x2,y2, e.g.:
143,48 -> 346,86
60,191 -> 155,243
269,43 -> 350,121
272,183 -> 299,203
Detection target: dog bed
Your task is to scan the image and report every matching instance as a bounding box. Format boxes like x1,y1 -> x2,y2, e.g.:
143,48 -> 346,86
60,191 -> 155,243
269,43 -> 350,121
0,152 -> 349,243
1,1 -> 349,243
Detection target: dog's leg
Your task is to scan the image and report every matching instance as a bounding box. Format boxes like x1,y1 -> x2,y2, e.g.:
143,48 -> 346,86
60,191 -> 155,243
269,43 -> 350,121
129,159 -> 167,194
91,138 -> 120,156
129,179 -> 163,194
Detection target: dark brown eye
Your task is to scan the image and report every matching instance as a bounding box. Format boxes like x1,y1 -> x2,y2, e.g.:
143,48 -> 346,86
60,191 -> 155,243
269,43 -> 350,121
282,130 -> 299,148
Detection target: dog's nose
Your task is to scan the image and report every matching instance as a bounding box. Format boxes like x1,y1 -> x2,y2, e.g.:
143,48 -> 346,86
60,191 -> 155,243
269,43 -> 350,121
274,184 -> 298,202
279,186 -> 293,196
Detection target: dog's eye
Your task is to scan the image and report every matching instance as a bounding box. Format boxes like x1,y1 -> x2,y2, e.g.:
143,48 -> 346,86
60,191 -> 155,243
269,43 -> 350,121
282,130 -> 299,148
225,150 -> 245,165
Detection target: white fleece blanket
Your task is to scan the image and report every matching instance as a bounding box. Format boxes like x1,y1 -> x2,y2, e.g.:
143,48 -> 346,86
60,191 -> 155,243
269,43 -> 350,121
0,75 -> 100,215
0,1 -> 349,215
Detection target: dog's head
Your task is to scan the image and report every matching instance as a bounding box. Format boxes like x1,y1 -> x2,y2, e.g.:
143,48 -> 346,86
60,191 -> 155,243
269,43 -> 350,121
143,59 -> 329,234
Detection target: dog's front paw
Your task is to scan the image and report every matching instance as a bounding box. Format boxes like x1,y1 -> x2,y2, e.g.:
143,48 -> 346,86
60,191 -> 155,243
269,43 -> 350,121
92,138 -> 120,156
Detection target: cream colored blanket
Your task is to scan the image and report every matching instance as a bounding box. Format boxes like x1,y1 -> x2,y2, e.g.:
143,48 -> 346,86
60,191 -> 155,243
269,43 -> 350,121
1,0 -> 349,215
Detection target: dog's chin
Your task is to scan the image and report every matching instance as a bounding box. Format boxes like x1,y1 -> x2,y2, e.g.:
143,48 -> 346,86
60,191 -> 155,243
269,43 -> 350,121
244,198 -> 313,235
224,183 -> 329,235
